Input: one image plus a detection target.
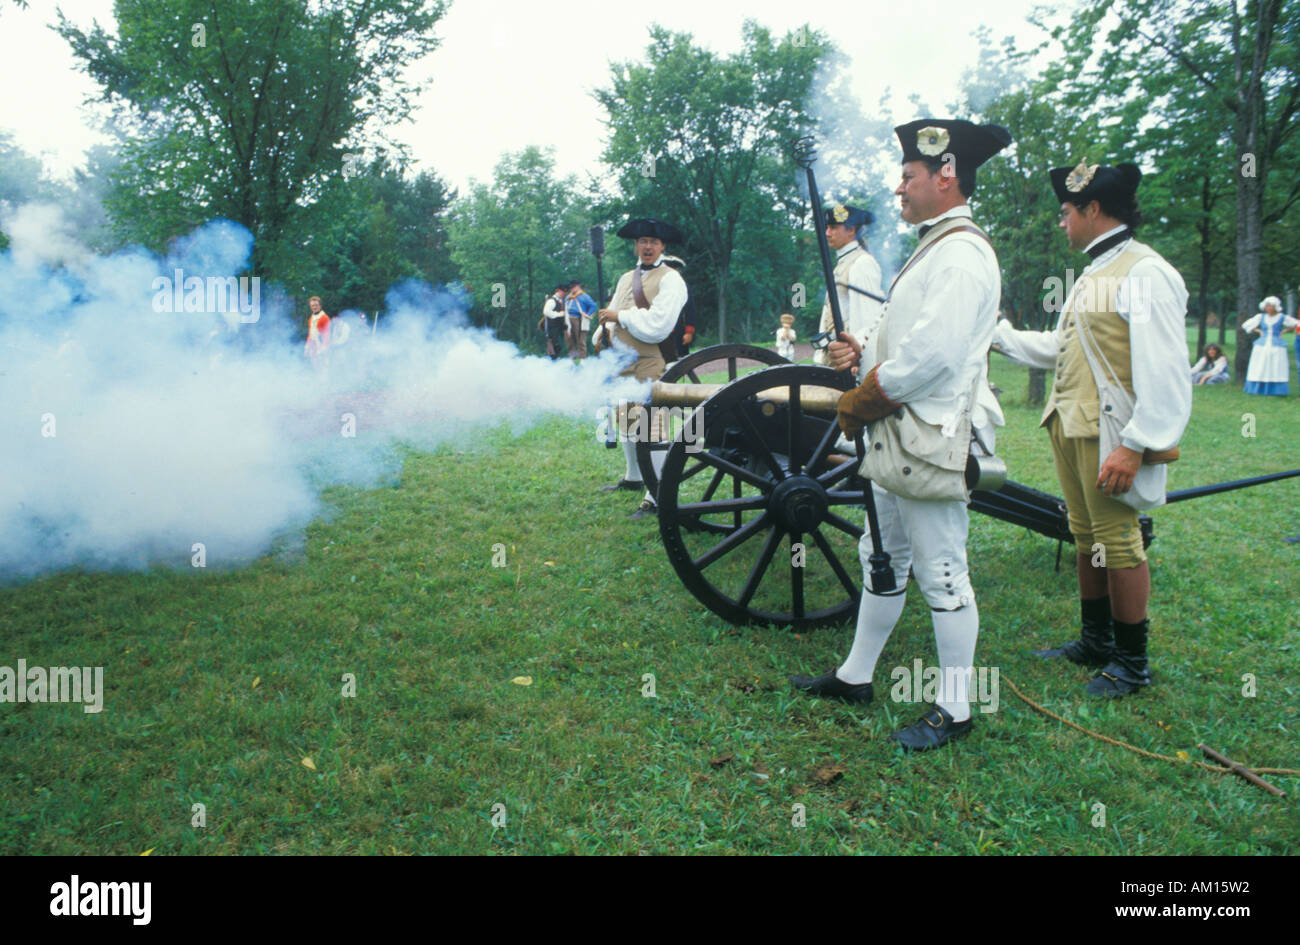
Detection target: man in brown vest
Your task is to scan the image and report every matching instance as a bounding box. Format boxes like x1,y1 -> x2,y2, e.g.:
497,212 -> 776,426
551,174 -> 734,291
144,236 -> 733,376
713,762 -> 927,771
597,218 -> 688,519
994,161 -> 1191,696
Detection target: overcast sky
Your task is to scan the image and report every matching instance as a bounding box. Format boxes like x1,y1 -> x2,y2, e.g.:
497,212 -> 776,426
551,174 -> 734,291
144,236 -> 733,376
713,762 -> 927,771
0,0 -> 1057,191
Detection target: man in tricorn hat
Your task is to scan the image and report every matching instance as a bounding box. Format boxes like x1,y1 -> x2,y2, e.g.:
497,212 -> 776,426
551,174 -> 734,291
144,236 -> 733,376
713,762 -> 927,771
597,217 -> 688,519
993,160 -> 1190,697
812,203 -> 883,366
790,118 -> 1010,751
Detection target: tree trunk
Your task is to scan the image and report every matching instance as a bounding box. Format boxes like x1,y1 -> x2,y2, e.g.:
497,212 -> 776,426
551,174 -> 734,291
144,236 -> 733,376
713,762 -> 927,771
1027,368 -> 1046,406
1195,178 -> 1211,357
1234,167 -> 1264,384
1231,0 -> 1277,385
715,266 -> 729,344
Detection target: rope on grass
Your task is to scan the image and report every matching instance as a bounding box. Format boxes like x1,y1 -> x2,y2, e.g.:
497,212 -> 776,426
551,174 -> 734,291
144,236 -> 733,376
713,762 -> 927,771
1001,674 -> 1300,785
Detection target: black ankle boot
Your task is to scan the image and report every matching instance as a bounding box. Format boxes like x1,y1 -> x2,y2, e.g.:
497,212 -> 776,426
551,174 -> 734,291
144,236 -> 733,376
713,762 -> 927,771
1087,617 -> 1151,696
1033,596 -> 1115,666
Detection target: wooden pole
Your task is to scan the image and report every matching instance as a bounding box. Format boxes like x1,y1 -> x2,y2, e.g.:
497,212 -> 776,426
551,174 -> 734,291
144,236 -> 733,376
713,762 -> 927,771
1198,743 -> 1286,797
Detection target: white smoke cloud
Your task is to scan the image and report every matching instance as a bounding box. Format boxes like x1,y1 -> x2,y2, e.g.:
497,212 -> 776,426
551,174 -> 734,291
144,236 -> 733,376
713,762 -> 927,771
804,51 -> 917,280
0,209 -> 646,580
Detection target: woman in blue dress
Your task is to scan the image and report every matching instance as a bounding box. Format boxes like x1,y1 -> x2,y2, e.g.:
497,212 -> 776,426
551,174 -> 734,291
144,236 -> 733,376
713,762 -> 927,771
1241,296 -> 1297,395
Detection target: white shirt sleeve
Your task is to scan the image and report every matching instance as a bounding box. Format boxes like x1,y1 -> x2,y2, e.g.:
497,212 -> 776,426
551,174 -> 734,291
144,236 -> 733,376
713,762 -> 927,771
1240,313 -> 1262,333
1116,256 -> 1191,453
1285,315 -> 1299,329
992,315 -> 1063,370
875,240 -> 993,403
618,267 -> 686,344
844,253 -> 884,344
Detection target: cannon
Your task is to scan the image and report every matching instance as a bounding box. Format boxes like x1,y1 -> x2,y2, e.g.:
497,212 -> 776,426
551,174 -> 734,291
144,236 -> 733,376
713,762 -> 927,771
630,343 -> 1300,630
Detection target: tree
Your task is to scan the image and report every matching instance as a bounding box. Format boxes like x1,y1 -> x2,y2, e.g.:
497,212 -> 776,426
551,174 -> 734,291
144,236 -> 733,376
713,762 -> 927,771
268,157 -> 458,316
1042,0 -> 1300,383
957,36 -> 1093,404
447,147 -> 609,349
58,0 -> 447,272
595,23 -> 831,342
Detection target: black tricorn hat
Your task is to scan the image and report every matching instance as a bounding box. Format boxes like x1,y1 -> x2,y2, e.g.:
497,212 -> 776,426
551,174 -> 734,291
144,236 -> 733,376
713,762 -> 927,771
894,118 -> 1011,170
553,283 -> 569,293
1050,161 -> 1142,205
616,218 -> 684,243
824,203 -> 874,228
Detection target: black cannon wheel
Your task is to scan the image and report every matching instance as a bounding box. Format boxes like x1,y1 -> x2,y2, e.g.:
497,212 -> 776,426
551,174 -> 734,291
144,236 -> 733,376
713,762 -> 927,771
636,343 -> 789,498
657,364 -> 867,629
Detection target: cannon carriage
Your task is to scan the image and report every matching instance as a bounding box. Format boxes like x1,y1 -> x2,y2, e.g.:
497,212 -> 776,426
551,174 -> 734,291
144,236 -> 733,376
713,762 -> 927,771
625,343 -> 1300,631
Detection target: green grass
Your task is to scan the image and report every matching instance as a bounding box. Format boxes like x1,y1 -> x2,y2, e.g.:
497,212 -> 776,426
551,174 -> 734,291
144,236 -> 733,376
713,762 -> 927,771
1,332 -> 1297,855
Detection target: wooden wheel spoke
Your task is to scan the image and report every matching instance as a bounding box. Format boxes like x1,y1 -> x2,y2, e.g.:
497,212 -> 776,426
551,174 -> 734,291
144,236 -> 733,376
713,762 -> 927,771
693,512 -> 770,570
737,525 -> 784,608
812,528 -> 861,598
686,369 -> 701,383
732,405 -> 786,482
786,385 -> 803,473
695,448 -> 773,492
732,473 -> 742,530
817,456 -> 860,487
790,531 -> 804,621
680,495 -> 767,516
696,465 -> 726,502
823,510 -> 864,539
825,489 -> 867,505
805,415 -> 840,474
680,459 -> 710,483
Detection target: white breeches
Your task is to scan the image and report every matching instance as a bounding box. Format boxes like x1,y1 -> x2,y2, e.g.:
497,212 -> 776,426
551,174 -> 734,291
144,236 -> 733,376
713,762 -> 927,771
857,482 -> 974,611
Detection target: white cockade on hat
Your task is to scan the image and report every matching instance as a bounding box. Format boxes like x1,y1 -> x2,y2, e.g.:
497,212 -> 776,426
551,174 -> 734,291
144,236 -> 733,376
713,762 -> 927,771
1065,161 -> 1099,192
916,126 -> 950,157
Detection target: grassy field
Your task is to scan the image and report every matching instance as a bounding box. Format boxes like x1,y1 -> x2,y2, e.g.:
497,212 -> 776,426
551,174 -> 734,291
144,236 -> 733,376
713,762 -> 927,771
2,329 -> 1297,855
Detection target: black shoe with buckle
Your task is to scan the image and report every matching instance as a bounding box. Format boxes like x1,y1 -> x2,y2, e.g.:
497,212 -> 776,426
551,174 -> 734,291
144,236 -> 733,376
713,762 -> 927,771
788,670 -> 873,704
891,704 -> 973,751
603,478 -> 644,492
1086,655 -> 1151,697
630,499 -> 658,520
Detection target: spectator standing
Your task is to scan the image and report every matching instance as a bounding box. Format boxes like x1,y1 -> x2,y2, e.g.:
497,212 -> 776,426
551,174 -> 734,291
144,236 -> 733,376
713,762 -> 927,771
538,284 -> 568,360
566,281 -> 597,360
1241,296 -> 1297,395
304,295 -> 331,369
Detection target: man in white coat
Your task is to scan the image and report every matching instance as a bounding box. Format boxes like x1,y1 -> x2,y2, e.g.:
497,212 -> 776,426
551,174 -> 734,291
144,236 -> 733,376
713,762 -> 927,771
790,118 -> 1011,751
993,161 -> 1190,697
812,203 -> 883,364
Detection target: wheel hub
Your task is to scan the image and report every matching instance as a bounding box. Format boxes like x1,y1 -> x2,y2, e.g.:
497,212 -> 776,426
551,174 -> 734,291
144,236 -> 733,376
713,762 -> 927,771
768,475 -> 827,533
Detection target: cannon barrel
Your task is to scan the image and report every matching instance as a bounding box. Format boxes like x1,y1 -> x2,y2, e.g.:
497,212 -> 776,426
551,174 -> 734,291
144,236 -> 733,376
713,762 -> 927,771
649,380 -> 843,417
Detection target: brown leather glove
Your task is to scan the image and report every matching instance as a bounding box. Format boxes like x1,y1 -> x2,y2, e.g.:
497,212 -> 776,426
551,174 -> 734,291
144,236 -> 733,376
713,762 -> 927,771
836,365 -> 901,437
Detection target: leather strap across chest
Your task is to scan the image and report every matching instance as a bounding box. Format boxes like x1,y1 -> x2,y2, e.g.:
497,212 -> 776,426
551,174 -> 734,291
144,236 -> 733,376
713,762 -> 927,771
888,222 -> 993,299
632,268 -> 650,309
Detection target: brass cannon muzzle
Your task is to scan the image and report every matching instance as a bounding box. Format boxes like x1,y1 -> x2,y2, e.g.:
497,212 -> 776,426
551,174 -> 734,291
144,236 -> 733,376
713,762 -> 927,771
649,382 -> 843,418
